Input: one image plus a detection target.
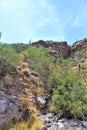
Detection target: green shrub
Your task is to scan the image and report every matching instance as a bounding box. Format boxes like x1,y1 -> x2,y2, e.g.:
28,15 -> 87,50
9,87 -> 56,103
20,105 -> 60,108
0,44 -> 19,65
0,57 -> 16,78
22,46 -> 54,86
0,44 -> 19,78
51,69 -> 87,120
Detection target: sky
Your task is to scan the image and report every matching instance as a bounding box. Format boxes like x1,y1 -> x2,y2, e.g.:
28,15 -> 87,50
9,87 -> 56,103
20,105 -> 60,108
0,0 -> 87,45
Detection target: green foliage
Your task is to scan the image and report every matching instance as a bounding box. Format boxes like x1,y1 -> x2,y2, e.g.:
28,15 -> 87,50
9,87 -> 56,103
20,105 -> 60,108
0,57 -> 10,77
74,50 -> 87,59
22,46 -> 54,86
0,57 -> 17,78
51,67 -> 87,119
0,44 -> 19,65
0,44 -> 19,77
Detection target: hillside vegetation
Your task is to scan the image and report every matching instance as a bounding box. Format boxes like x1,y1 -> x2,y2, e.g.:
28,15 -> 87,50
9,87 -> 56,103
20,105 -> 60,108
0,41 -> 87,129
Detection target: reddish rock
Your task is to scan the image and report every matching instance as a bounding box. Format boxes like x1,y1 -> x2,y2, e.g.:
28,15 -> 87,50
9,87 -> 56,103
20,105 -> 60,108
32,40 -> 71,58
32,40 -> 49,48
49,42 -> 71,58
72,38 -> 87,52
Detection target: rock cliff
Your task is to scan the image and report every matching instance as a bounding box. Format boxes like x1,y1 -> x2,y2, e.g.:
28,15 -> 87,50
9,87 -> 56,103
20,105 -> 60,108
32,40 -> 71,58
72,38 -> 87,52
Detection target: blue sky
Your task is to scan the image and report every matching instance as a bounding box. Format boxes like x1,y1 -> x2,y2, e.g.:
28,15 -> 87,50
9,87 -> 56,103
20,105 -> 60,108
0,0 -> 87,45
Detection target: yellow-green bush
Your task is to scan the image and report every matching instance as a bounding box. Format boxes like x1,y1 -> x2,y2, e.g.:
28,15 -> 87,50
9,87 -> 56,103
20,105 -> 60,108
51,69 -> 87,120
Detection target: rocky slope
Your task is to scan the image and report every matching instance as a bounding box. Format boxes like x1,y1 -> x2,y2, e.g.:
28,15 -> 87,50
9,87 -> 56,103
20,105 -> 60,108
0,62 -> 48,128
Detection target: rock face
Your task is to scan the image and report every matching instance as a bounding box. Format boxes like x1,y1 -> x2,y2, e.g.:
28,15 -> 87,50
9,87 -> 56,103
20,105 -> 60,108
32,40 -> 71,58
72,38 -> 87,52
49,42 -> 71,58
0,87 -> 22,127
40,113 -> 87,130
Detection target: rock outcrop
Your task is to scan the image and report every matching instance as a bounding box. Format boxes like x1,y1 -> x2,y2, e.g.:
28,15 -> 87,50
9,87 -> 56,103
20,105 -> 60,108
40,113 -> 87,130
72,38 -> 87,52
32,40 -> 71,58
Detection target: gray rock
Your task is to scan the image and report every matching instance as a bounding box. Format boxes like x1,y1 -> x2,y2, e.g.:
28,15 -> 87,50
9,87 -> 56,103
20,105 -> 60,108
47,125 -> 58,130
75,127 -> 84,130
0,91 -> 5,97
44,118 -> 51,124
46,113 -> 53,118
0,120 -> 4,127
9,102 -> 15,110
0,97 -> 8,113
39,112 -> 87,130
57,122 -> 64,128
37,96 -> 47,104
81,122 -> 87,129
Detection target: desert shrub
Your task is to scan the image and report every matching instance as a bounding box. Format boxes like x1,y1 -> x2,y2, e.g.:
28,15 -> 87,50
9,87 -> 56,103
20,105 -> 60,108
0,57 -> 16,78
0,44 -> 19,65
28,114 -> 42,130
0,44 -> 19,77
80,63 -> 87,70
1,114 -> 42,130
51,69 -> 87,120
74,50 -> 87,60
22,46 -> 54,86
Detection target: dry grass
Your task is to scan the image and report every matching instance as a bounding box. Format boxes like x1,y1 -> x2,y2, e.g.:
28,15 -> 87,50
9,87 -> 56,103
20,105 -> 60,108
3,74 -> 13,85
48,105 -> 56,113
21,68 -> 30,76
21,62 -> 29,68
36,87 -> 45,96
2,113 -> 42,130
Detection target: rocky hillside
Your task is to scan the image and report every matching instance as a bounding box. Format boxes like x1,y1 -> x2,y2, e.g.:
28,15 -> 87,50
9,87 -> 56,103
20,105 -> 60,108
0,61 -> 48,129
72,38 -> 87,52
32,40 -> 71,58
0,38 -> 87,130
32,38 -> 87,58
11,38 -> 87,58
